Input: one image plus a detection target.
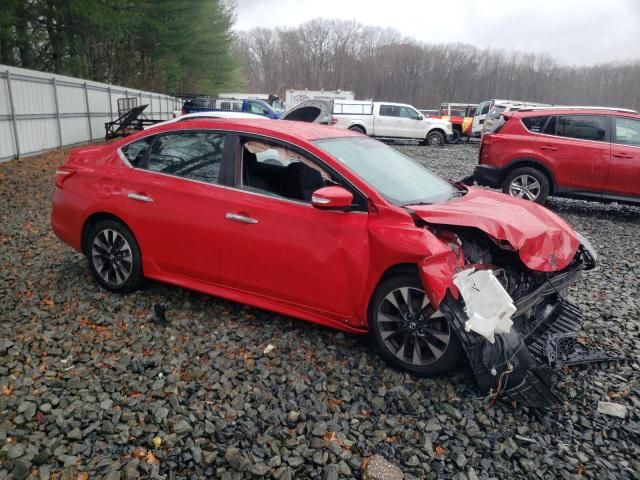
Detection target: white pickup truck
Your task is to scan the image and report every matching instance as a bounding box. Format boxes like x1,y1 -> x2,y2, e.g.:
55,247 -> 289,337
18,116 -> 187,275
332,101 -> 453,145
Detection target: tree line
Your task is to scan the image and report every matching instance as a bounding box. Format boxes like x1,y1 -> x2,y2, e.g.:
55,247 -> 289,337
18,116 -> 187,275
0,0 -> 242,94
235,19 -> 640,110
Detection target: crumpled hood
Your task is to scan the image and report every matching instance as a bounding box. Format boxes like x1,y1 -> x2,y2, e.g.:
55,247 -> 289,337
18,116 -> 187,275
410,188 -> 580,271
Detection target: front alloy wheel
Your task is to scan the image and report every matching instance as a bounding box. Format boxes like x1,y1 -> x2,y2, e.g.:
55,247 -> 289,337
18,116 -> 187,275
369,275 -> 460,376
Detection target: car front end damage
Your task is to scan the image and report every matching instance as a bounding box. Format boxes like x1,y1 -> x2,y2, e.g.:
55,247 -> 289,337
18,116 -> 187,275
407,189 -> 609,407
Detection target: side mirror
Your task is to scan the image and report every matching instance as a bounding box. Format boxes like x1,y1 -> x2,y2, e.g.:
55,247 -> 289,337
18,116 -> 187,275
416,114 -> 423,121
311,186 -> 353,210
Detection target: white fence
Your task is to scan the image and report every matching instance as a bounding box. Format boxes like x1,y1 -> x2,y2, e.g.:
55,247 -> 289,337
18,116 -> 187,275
0,64 -> 182,162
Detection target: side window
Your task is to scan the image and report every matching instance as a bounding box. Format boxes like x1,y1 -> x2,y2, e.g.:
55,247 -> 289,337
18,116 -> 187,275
379,105 -> 398,117
398,106 -> 419,119
146,132 -> 225,184
121,137 -> 153,167
521,116 -> 549,133
250,102 -> 268,115
479,102 -> 491,115
556,115 -> 607,142
543,116 -> 557,135
241,139 -> 336,202
614,117 -> 640,146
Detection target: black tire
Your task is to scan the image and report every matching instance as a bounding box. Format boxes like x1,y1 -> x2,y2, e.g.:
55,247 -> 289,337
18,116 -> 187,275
423,130 -> 444,146
348,125 -> 366,135
86,219 -> 143,293
502,166 -> 550,204
368,274 -> 461,376
449,129 -> 462,144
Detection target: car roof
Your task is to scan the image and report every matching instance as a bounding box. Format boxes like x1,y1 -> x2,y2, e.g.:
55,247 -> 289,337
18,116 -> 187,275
512,106 -> 640,117
145,118 -> 359,141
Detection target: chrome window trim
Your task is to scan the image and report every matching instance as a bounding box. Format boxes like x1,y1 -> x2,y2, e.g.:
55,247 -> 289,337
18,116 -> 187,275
116,128 -> 369,213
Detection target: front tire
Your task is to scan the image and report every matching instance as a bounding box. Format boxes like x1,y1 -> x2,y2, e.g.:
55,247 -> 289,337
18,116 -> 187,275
86,219 -> 143,293
369,274 -> 461,376
424,130 -> 445,146
502,167 -> 549,204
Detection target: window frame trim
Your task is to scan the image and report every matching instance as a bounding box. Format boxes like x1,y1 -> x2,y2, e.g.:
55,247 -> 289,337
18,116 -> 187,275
519,114 -> 612,145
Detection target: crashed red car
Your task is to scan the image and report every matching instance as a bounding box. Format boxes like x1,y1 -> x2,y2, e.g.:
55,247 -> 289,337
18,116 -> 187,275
51,118 -> 599,406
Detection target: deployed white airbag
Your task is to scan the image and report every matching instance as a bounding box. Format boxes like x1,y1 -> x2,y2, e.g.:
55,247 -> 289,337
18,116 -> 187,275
453,268 -> 516,343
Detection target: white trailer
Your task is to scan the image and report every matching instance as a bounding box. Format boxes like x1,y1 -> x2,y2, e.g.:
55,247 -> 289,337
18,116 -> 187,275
285,89 -> 355,107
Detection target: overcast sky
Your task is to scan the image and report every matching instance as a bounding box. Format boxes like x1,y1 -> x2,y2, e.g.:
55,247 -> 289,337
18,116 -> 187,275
234,0 -> 640,66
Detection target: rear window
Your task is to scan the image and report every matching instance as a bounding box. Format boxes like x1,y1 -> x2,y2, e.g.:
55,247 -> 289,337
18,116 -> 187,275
521,116 -> 549,133
556,115 -> 607,142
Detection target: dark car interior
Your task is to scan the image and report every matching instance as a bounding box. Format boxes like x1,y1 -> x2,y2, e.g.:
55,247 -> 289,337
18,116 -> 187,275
242,147 -> 330,202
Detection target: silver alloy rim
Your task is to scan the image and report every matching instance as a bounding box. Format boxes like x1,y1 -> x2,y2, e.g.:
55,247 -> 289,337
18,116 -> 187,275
91,229 -> 133,285
428,134 -> 442,146
377,287 -> 451,366
509,174 -> 541,201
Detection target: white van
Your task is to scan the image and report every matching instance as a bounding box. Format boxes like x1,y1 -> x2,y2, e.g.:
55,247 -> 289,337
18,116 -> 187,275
471,99 -> 548,136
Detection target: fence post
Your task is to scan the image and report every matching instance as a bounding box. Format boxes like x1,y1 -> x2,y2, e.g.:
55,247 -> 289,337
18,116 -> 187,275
83,82 -> 93,142
52,77 -> 63,147
5,70 -> 20,159
108,86 -> 113,120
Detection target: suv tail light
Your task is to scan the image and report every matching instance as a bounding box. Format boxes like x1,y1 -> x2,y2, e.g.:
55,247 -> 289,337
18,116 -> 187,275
54,167 -> 76,189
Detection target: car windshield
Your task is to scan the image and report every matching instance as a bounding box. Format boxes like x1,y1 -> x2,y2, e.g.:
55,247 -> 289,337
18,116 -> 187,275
314,136 -> 457,205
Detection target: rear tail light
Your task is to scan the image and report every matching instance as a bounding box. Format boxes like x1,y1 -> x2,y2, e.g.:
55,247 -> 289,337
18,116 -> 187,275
54,167 -> 76,188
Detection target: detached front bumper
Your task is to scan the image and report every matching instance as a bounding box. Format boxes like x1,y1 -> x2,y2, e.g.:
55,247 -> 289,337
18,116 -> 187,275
440,249 -> 605,408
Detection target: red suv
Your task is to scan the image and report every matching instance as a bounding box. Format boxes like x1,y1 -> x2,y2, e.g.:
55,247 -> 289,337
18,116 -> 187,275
474,107 -> 640,204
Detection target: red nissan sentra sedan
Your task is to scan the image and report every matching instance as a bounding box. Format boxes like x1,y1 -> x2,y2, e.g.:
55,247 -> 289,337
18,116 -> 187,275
52,118 -> 599,406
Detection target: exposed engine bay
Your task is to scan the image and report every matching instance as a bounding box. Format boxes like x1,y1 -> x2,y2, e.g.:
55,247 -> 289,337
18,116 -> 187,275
431,225 -> 605,407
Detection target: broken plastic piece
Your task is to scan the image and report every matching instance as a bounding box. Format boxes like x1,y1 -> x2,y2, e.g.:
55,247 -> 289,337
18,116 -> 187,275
453,269 -> 516,343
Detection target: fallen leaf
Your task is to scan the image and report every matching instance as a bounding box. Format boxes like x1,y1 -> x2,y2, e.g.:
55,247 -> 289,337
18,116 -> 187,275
435,445 -> 446,456
577,464 -> 586,476
152,436 -> 162,448
323,431 -> 337,442
77,473 -> 89,480
1,385 -> 12,397
146,451 -> 160,465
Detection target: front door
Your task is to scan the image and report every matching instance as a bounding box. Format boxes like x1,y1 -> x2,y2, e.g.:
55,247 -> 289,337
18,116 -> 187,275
217,137 -> 369,318
605,116 -> 640,197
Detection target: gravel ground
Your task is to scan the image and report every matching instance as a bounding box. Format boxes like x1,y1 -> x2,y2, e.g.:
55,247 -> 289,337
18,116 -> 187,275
1,143 -> 639,479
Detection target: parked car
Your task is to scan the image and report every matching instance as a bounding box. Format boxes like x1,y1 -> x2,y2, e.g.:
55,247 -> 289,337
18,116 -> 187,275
431,103 -> 477,143
52,118 -> 598,405
146,111 -> 263,129
471,99 -> 548,137
332,100 -> 453,146
419,109 -> 438,117
181,96 -> 281,119
473,106 -> 640,205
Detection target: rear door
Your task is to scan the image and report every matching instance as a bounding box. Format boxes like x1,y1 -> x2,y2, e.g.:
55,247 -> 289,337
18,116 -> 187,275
538,114 -> 610,195
117,130 -> 232,283
605,116 -> 640,197
376,104 -> 400,137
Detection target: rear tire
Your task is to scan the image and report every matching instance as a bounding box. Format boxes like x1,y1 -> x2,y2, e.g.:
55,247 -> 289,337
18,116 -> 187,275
348,125 -> 366,135
369,274 -> 461,376
424,131 -> 445,146
502,167 -> 550,204
86,220 -> 143,293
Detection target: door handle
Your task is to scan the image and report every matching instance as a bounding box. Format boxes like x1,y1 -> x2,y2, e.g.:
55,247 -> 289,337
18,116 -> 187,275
127,192 -> 153,203
540,146 -> 558,151
613,152 -> 633,159
225,213 -> 258,224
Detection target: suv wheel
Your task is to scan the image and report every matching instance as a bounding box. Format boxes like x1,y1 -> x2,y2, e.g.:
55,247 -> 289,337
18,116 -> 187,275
86,219 -> 143,293
424,131 -> 444,146
502,167 -> 549,204
369,274 -> 461,376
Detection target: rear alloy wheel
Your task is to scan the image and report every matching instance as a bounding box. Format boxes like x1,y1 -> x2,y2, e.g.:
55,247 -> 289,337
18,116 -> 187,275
502,167 -> 549,204
86,220 -> 142,293
424,131 -> 445,146
369,275 -> 460,376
